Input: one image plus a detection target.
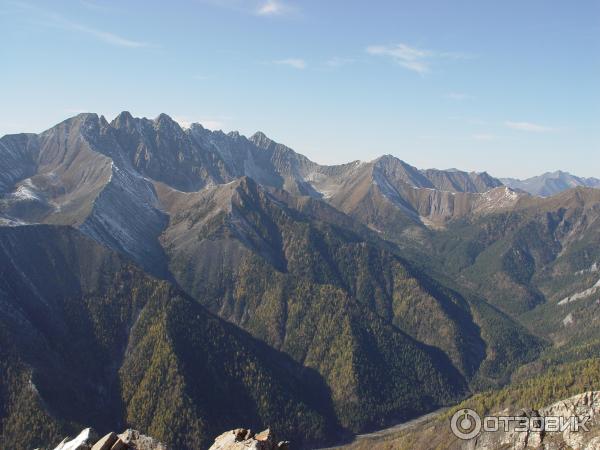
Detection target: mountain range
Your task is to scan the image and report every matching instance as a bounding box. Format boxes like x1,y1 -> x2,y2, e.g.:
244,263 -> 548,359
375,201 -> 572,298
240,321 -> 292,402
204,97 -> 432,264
1,112 -> 599,449
501,171 -> 600,197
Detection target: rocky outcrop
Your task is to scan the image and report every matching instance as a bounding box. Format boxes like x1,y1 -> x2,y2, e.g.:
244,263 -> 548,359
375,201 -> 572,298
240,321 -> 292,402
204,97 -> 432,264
472,391 -> 600,450
47,427 -> 289,450
114,429 -> 167,450
52,428 -> 98,450
334,391 -> 600,450
208,428 -> 290,450
49,428 -> 167,450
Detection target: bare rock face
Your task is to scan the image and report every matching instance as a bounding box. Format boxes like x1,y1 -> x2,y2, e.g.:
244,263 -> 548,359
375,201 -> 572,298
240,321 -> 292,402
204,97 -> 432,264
117,429 -> 167,450
90,432 -> 118,450
208,428 -> 290,450
472,391 -> 600,450
50,429 -> 167,450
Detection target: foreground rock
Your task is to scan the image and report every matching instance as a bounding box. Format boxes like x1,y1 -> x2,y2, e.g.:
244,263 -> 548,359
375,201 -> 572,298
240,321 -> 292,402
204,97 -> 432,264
46,426 -> 289,450
52,428 -> 98,450
208,428 -> 290,450
49,428 -> 167,450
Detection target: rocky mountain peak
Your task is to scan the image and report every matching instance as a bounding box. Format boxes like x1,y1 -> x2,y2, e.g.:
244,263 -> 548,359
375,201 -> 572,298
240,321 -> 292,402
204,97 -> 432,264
208,428 -> 289,450
154,113 -> 182,131
60,112 -> 103,135
250,131 -> 273,148
111,110 -> 135,128
71,112 -> 100,122
372,154 -> 415,174
249,131 -> 273,147
549,169 -> 566,177
188,122 -> 205,131
49,428 -> 167,450
374,154 -> 400,163
372,154 -> 434,188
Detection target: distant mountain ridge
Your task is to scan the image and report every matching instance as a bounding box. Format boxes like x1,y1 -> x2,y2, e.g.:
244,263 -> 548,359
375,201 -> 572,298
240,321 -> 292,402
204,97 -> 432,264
502,170 -> 600,197
0,111 -> 508,246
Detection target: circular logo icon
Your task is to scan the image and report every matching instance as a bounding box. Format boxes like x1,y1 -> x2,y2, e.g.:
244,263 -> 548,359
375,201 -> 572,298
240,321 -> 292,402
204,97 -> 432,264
450,408 -> 482,440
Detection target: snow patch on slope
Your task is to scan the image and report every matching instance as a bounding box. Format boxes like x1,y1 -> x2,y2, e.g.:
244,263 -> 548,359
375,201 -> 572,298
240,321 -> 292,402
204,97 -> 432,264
11,181 -> 42,201
0,215 -> 29,226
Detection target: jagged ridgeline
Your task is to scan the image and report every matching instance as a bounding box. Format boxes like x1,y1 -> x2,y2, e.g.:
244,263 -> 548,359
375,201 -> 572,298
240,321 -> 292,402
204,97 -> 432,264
1,112 -> 598,449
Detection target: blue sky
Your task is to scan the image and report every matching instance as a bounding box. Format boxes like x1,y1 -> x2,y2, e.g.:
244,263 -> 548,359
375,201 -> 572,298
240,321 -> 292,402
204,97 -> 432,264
1,0 -> 598,178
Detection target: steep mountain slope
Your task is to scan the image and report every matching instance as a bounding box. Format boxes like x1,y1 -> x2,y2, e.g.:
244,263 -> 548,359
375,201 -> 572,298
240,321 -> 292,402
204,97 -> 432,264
0,225 -> 339,450
157,176 -> 544,397
422,167 -> 503,193
324,160 -> 600,330
0,114 -> 170,277
423,188 -> 600,317
326,162 -> 521,235
502,171 -> 600,197
156,176 -> 476,431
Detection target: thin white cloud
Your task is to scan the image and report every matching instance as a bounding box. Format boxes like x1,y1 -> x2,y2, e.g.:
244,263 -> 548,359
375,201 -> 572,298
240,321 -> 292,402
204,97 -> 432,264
505,121 -> 554,132
200,0 -> 297,17
472,133 -> 497,141
367,44 -> 430,74
11,2 -> 151,48
257,0 -> 281,15
274,58 -> 306,69
366,43 -> 470,74
79,0 -> 114,12
325,57 -> 355,68
445,92 -> 471,101
69,22 -> 149,48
